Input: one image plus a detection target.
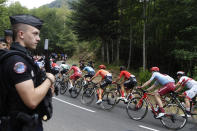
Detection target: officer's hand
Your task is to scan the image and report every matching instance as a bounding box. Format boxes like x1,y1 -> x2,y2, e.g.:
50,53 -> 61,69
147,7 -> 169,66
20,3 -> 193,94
46,73 -> 55,83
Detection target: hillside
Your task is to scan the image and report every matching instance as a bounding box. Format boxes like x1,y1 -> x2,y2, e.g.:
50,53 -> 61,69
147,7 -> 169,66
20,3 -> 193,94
44,0 -> 78,8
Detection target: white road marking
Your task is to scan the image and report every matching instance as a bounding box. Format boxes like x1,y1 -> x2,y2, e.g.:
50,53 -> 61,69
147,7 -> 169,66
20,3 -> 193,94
53,97 -> 96,113
139,125 -> 159,131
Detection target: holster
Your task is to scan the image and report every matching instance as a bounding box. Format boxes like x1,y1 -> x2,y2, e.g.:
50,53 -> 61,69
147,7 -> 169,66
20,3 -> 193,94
10,112 -> 40,131
0,116 -> 10,131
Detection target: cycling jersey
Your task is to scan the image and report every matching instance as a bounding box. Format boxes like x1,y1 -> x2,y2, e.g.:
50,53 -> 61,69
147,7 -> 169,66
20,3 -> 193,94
94,69 -> 111,79
60,64 -> 69,71
83,66 -> 95,73
178,76 -> 197,99
52,62 -> 59,68
69,66 -> 82,80
178,76 -> 197,89
150,72 -> 175,86
119,70 -> 131,80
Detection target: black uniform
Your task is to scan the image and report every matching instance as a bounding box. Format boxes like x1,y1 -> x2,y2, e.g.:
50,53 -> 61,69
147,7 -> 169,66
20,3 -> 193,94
0,14 -> 46,131
2,43 -> 43,131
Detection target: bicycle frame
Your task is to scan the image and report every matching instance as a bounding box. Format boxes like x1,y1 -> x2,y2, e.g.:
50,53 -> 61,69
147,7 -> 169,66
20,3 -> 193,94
137,92 -> 159,116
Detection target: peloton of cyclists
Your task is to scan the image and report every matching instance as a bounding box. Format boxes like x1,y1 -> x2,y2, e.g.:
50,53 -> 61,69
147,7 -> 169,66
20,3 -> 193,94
88,65 -> 112,104
175,71 -> 197,117
113,66 -> 137,103
138,67 -> 176,119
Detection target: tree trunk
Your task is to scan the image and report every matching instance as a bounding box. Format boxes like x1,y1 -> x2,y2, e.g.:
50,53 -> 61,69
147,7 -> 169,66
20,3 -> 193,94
143,0 -> 147,70
101,42 -> 105,62
106,41 -> 109,64
111,39 -> 114,62
127,23 -> 132,69
116,36 -> 120,64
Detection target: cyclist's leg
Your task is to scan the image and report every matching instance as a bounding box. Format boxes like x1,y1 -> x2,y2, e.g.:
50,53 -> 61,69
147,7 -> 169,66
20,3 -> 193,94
120,84 -> 126,97
96,79 -> 107,104
154,90 -> 165,112
184,88 -> 197,114
156,82 -> 175,118
68,74 -> 75,92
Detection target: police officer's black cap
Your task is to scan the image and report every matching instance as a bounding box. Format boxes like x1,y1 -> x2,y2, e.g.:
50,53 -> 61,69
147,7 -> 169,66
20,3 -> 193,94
4,29 -> 13,36
9,14 -> 43,30
0,37 -> 5,42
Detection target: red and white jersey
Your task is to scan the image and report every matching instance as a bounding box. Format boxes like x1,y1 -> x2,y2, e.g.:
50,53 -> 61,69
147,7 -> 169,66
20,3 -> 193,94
178,76 -> 197,89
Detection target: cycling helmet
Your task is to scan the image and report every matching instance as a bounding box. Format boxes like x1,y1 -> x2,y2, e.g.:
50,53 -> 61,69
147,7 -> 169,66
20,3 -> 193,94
99,64 -> 106,69
150,67 -> 159,72
120,66 -> 126,71
177,71 -> 185,76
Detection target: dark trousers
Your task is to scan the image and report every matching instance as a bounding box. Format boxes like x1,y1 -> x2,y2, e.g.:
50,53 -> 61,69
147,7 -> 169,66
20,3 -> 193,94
7,120 -> 43,131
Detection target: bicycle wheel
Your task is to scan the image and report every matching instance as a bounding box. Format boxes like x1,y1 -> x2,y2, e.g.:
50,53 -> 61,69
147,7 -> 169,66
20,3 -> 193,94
126,97 -> 148,120
161,103 -> 187,130
60,81 -> 68,95
101,91 -> 116,110
70,80 -> 82,98
191,105 -> 197,123
108,88 -> 121,104
81,87 -> 95,105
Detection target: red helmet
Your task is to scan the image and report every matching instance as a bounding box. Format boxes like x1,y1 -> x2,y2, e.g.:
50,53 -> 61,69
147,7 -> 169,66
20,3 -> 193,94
150,67 -> 159,72
99,64 -> 106,69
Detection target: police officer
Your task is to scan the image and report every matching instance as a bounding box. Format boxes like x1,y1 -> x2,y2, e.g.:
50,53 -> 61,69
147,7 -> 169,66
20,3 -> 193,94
4,29 -> 13,50
0,37 -> 7,49
2,14 -> 55,131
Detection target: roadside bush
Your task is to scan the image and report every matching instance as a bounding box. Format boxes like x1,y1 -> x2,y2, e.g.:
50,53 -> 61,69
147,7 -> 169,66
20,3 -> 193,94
138,67 -> 151,86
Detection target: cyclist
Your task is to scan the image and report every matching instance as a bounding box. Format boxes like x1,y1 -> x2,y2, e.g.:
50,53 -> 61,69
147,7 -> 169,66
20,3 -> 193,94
51,60 -> 60,75
82,65 -> 95,85
89,65 -> 112,104
60,61 -> 70,75
175,71 -> 197,117
58,61 -> 70,80
138,67 -> 175,118
67,64 -> 82,93
113,66 -> 137,103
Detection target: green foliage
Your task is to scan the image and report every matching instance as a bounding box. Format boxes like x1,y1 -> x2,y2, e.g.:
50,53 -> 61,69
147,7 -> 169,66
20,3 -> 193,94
138,67 -> 151,85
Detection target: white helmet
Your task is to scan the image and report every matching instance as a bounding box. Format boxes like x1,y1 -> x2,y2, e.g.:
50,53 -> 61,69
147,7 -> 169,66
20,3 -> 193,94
177,71 -> 185,76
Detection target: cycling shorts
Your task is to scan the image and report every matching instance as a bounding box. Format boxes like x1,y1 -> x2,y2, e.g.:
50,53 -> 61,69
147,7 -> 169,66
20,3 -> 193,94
70,73 -> 81,80
60,69 -> 69,75
84,71 -> 95,78
100,75 -> 112,89
124,77 -> 137,89
184,85 -> 197,100
158,82 -> 175,96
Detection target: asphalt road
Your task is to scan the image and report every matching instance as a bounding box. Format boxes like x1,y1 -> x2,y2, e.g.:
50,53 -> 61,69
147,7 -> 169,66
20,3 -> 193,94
45,61 -> 197,131
43,92 -> 197,131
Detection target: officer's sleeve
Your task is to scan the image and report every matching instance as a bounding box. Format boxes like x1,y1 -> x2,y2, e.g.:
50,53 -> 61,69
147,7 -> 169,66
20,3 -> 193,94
5,56 -> 32,85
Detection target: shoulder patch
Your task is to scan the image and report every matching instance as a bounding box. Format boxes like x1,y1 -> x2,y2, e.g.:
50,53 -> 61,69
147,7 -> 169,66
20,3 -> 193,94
14,62 -> 27,74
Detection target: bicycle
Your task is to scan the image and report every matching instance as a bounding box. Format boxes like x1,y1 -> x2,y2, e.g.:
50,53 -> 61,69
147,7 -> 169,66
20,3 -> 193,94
126,88 -> 187,130
111,83 -> 141,105
54,74 -> 68,95
81,82 -> 116,110
69,76 -> 86,98
190,95 -> 197,122
59,74 -> 70,95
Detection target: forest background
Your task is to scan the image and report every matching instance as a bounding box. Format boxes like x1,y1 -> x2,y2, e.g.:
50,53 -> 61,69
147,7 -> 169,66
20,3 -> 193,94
0,0 -> 197,83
